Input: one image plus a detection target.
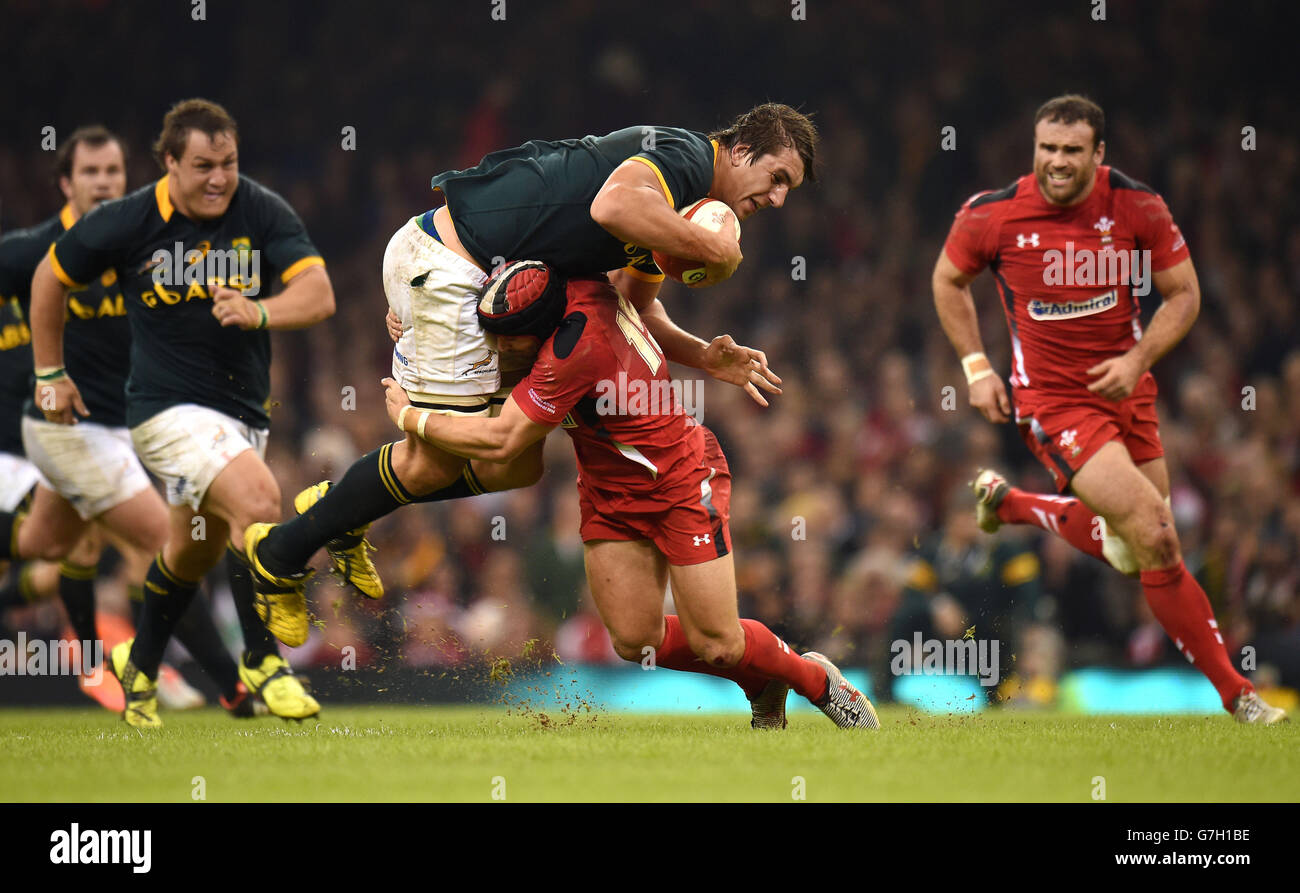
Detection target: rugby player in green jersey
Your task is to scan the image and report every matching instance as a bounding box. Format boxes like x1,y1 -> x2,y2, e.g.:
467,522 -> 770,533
29,100 -> 335,727
246,104 -> 814,630
1,125 -> 296,722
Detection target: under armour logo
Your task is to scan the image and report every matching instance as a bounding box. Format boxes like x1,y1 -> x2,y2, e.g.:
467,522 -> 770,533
1016,232 -> 1040,248
692,534 -> 711,546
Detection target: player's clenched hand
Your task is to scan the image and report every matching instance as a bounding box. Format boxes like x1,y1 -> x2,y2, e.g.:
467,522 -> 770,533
1086,353 -> 1143,402
34,375 -> 90,425
385,309 -> 404,343
211,286 -> 263,329
702,334 -> 782,407
381,377 -> 411,429
969,373 -> 1011,424
694,232 -> 743,289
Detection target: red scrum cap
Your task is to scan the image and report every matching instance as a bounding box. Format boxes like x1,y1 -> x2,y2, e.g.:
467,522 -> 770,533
476,260 -> 567,341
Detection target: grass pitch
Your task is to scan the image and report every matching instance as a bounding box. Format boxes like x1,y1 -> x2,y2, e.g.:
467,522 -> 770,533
1,705 -> 1294,802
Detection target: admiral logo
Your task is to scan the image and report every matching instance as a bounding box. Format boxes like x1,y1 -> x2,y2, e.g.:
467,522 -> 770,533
49,823 -> 151,873
1042,242 -> 1151,296
1028,289 -> 1118,320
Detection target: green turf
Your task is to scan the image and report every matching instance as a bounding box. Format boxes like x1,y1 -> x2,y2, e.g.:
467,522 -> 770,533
1,705 -> 1294,802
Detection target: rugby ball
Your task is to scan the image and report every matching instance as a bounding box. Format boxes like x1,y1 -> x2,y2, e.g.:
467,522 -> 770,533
652,198 -> 740,286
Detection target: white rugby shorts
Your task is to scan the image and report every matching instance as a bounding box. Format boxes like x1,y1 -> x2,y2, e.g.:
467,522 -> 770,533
21,417 -> 152,520
130,404 -> 268,510
0,451 -> 43,513
383,216 -> 501,414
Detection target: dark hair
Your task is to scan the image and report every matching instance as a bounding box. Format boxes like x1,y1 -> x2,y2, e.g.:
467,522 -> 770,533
55,125 -> 124,182
709,102 -> 819,183
152,98 -> 239,168
1034,94 -> 1105,148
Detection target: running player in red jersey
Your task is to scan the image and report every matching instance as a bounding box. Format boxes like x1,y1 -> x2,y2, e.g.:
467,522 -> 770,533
932,94 -> 1284,723
382,263 -> 879,730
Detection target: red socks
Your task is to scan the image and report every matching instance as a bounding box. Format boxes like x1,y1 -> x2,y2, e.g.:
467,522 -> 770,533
999,489 -> 1106,563
654,615 -> 828,702
1000,489 -> 1250,713
1140,562 -> 1251,711
736,619 -> 828,701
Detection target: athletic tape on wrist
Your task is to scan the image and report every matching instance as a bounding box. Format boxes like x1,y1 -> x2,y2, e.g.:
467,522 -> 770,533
416,410 -> 431,440
397,404 -> 412,432
961,352 -> 994,385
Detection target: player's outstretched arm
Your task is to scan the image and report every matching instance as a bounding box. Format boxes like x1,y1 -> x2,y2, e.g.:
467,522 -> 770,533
619,285 -> 780,407
382,378 -> 553,462
592,161 -> 740,277
29,254 -> 88,424
214,264 -> 335,330
1086,257 -> 1200,401
932,249 -> 1010,423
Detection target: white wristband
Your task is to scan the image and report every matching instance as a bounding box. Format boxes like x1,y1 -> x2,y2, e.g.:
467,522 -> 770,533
961,352 -> 995,385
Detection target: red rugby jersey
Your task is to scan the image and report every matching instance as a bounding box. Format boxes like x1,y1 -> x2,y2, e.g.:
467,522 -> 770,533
943,166 -> 1189,401
513,276 -> 707,510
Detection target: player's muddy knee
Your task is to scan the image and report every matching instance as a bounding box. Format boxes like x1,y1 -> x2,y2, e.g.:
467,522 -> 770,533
29,537 -> 74,563
610,637 -> 652,663
393,437 -> 461,496
1134,519 -> 1181,570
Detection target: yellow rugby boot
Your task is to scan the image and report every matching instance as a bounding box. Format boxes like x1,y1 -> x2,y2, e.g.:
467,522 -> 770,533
108,639 -> 162,729
293,481 -> 384,599
243,523 -> 313,647
238,651 -> 320,721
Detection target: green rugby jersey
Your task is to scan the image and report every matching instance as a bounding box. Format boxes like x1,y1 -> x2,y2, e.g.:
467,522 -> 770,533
0,279 -> 33,455
48,176 -> 323,429
429,126 -> 716,279
0,205 -> 132,437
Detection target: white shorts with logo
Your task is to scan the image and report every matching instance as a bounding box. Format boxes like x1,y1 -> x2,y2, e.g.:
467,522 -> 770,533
130,404 -> 268,510
21,417 -> 152,520
0,452 -> 43,513
383,216 -> 501,414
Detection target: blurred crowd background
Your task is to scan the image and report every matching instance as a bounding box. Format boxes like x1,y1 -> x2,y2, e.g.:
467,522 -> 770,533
2,0 -> 1296,702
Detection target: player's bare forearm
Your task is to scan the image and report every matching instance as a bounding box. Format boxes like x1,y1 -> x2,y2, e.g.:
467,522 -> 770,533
1129,259 -> 1201,372
591,163 -> 734,263
932,252 -> 985,357
934,250 -> 1010,422
639,299 -> 709,368
261,264 -> 336,329
384,380 -> 552,462
410,412 -> 516,462
29,256 -> 69,368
